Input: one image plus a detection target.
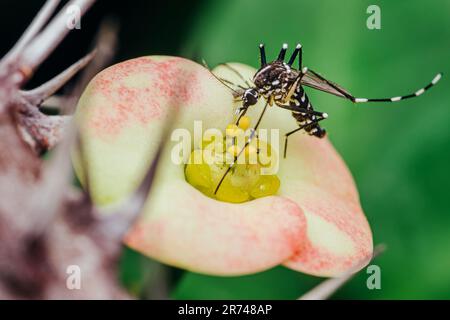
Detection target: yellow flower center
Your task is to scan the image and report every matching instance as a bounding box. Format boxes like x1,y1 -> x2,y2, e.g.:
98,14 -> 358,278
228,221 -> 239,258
185,116 -> 280,203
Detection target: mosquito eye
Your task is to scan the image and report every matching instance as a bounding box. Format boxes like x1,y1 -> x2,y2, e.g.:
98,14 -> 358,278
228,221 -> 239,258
245,91 -> 258,105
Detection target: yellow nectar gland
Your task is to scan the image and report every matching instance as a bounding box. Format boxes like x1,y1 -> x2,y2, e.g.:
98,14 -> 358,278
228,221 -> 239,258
237,115 -> 251,130
185,119 -> 280,203
225,124 -> 241,137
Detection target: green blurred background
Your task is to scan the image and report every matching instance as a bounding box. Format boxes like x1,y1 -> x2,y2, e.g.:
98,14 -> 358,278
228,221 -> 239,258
4,0 -> 449,299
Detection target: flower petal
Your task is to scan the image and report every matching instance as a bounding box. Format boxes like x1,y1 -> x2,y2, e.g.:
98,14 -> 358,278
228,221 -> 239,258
75,56 -> 234,205
279,135 -> 373,276
75,56 -> 307,275
125,178 -> 307,275
214,63 -> 373,277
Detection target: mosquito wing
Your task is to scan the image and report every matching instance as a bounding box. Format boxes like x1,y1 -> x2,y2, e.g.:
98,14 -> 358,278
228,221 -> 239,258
301,69 -> 352,99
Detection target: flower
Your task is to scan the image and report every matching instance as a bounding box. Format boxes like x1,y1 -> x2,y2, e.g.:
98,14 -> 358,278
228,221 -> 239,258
75,56 -> 373,277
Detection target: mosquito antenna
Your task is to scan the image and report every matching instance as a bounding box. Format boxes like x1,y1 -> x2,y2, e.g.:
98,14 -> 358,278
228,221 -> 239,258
217,63 -> 253,88
202,59 -> 240,95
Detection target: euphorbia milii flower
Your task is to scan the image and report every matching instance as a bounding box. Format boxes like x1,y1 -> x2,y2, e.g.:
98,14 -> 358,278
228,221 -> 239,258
74,56 -> 373,277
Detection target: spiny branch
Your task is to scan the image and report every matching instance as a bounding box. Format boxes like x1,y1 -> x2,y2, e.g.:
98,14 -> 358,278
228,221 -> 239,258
29,18 -> 119,233
18,109 -> 70,153
0,0 -> 60,71
0,0 -> 137,299
20,50 -> 96,106
16,17 -> 117,153
19,0 -> 96,81
28,121 -> 78,235
39,95 -> 66,110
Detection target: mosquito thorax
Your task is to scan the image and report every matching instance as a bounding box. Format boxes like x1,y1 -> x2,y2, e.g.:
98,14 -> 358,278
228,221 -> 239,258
253,61 -> 298,95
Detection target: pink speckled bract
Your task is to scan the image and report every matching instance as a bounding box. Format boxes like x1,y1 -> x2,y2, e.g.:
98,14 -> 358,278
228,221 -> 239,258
77,56 -> 373,277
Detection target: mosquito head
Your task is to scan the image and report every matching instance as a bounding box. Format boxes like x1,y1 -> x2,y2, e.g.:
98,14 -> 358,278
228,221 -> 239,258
242,88 -> 259,107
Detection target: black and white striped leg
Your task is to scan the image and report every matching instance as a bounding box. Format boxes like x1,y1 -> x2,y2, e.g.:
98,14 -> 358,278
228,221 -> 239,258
214,101 -> 269,195
308,69 -> 443,103
277,103 -> 328,118
288,43 -> 302,69
284,116 -> 327,159
259,43 -> 266,67
353,73 -> 443,103
277,43 -> 288,61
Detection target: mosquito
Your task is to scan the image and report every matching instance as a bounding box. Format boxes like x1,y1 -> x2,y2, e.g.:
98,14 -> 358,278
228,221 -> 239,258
207,43 -> 442,194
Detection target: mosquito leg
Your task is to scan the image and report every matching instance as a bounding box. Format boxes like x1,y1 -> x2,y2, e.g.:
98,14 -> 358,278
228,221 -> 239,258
276,103 -> 328,117
352,73 -> 443,103
287,43 -> 302,69
298,44 -> 303,70
307,68 -> 442,103
283,116 -> 327,158
277,43 -> 288,61
259,43 -> 266,67
214,101 -> 269,195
